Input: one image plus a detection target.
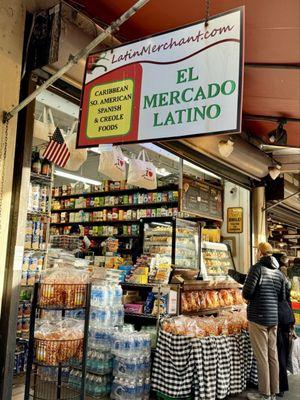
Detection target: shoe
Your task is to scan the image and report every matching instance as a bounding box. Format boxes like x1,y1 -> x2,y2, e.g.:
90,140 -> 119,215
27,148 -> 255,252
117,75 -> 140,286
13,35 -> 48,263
276,393 -> 284,398
247,393 -> 270,400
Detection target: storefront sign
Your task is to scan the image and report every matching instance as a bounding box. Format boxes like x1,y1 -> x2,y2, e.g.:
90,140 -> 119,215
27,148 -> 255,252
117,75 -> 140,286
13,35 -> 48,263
180,176 -> 223,221
227,207 -> 243,233
77,7 -> 244,148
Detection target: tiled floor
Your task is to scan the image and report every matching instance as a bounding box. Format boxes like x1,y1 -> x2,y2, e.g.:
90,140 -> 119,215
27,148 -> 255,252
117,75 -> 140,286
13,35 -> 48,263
12,375 -> 300,399
230,375 -> 300,399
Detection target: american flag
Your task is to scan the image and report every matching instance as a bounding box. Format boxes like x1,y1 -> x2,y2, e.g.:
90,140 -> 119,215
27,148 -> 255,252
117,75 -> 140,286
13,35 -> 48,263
43,127 -> 70,167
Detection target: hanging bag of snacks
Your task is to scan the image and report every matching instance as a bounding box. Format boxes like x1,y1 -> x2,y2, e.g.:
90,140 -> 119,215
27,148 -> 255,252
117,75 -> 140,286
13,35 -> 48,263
64,120 -> 87,171
98,145 -> 126,181
127,150 -> 157,190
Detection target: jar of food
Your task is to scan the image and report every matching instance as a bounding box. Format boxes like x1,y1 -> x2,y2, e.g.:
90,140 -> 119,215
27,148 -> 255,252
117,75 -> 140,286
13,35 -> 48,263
62,185 -> 68,196
112,208 -> 119,221
119,210 -> 124,221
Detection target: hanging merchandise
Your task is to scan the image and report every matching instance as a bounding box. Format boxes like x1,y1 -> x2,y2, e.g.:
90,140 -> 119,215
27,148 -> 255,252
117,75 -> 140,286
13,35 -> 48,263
64,121 -> 87,171
98,146 -> 126,181
33,107 -> 56,142
127,150 -> 157,190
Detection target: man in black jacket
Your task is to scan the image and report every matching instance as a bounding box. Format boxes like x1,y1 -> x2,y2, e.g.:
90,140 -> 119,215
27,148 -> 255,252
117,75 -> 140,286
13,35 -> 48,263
243,242 -> 285,400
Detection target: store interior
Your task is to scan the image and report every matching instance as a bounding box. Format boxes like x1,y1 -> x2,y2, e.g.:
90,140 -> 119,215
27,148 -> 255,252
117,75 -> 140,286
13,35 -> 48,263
13,88 -> 300,399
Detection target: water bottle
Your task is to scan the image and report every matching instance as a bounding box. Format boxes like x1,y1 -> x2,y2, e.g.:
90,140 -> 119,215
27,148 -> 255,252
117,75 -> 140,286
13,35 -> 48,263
143,377 -> 151,399
115,284 -> 123,305
116,305 -> 124,326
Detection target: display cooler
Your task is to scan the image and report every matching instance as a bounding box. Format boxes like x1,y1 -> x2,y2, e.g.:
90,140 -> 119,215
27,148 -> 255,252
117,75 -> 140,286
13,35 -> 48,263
139,217 -> 200,271
201,241 -> 235,280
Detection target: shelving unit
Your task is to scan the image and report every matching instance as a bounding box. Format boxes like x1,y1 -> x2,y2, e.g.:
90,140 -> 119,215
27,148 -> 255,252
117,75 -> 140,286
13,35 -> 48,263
15,169 -> 53,377
52,184 -> 178,200
51,201 -> 177,213
24,282 -> 91,400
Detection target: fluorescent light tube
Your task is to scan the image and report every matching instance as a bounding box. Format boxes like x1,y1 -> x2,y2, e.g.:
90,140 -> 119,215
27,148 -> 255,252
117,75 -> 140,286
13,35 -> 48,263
54,169 -> 102,186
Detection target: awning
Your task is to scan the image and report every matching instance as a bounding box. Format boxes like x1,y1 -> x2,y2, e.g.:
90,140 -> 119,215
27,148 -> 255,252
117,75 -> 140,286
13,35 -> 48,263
66,0 -> 300,147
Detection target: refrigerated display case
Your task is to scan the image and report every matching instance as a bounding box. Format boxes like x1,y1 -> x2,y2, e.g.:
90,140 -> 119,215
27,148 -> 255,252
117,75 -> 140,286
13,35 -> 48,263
140,218 -> 200,271
175,219 -> 199,269
201,241 -> 235,279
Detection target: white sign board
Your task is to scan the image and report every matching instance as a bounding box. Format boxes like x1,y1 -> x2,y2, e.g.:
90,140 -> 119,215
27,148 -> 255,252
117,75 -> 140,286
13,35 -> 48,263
77,7 -> 244,147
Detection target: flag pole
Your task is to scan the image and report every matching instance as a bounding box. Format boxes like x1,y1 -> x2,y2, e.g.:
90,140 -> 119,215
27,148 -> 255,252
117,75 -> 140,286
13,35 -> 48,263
2,0 -> 150,123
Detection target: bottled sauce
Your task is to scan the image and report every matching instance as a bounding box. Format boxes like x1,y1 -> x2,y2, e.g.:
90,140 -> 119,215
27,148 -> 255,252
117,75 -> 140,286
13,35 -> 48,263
41,158 -> 51,176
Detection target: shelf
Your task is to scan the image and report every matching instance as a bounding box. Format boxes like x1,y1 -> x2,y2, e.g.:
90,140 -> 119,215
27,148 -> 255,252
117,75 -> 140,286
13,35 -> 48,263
52,184 -> 178,200
88,234 -> 137,240
71,365 -> 112,376
124,312 -> 158,320
27,211 -> 49,217
121,282 -> 161,288
51,220 -> 140,226
50,217 -> 174,227
181,280 -> 243,291
182,304 -> 245,316
30,172 -> 52,185
37,305 -> 86,311
51,201 -> 177,213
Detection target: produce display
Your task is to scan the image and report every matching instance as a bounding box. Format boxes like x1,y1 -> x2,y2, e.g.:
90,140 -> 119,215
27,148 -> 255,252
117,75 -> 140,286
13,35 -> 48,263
181,289 -> 245,313
39,267 -> 89,308
162,310 -> 248,337
201,242 -> 234,277
34,319 -> 84,365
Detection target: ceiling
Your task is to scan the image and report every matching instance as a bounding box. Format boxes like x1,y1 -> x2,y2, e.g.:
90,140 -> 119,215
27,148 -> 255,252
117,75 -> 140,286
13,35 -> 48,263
65,0 -> 300,147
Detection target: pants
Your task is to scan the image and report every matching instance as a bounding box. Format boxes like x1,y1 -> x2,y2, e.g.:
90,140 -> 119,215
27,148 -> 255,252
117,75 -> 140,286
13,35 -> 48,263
277,324 -> 290,393
248,321 -> 279,396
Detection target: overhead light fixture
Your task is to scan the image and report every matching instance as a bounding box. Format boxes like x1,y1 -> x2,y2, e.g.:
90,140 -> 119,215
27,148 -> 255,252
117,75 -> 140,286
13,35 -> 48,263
268,119 -> 287,145
156,167 -> 171,177
218,138 -> 234,158
268,164 -> 281,180
54,170 -> 102,186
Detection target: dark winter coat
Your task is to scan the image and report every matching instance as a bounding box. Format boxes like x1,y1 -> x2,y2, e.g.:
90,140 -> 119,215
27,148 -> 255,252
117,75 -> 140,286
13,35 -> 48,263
278,276 -> 295,326
242,256 -> 285,326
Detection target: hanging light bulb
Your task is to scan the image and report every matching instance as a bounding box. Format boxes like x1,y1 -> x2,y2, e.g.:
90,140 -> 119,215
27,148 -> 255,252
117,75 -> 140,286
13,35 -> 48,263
218,138 -> 234,158
268,119 -> 287,145
268,164 -> 281,180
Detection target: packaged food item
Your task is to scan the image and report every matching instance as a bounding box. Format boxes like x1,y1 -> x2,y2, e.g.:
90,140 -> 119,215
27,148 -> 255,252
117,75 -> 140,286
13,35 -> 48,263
34,319 -> 84,365
205,290 -> 219,309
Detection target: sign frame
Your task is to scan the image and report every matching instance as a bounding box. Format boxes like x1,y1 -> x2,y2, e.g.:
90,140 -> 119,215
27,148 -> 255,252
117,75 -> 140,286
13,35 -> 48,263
180,175 -> 223,221
227,207 -> 243,233
77,6 -> 245,148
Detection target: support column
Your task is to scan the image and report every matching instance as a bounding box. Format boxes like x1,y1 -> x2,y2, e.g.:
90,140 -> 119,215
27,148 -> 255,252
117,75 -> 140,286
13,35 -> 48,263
252,186 -> 267,256
0,0 -> 25,315
0,2 -> 26,399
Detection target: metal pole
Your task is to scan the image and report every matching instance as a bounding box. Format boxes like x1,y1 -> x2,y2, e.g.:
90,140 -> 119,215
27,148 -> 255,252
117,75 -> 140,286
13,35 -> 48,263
2,0 -> 150,123
262,190 -> 300,212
